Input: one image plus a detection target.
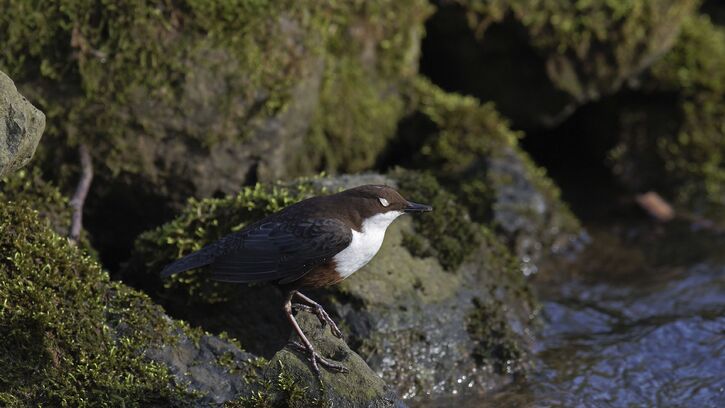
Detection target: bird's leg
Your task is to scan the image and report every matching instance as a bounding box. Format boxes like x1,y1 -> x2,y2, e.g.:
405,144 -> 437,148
292,291 -> 343,339
283,292 -> 348,378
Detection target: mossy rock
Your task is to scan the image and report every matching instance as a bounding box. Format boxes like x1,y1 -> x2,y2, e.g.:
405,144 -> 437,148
0,197 -> 401,406
393,78 -> 584,269
0,200 -> 194,406
0,70 -> 44,177
0,0 -> 430,200
422,0 -> 698,129
123,172 -> 537,400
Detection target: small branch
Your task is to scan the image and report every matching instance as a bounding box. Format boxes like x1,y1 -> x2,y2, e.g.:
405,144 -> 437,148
68,144 -> 93,244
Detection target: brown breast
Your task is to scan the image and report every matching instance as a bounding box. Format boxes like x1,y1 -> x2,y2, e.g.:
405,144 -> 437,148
295,261 -> 344,289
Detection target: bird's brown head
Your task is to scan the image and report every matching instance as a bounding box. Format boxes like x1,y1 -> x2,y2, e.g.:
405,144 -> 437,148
340,185 -> 432,220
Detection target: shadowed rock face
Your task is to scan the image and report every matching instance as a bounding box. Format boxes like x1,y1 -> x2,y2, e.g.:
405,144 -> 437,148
0,71 -> 44,177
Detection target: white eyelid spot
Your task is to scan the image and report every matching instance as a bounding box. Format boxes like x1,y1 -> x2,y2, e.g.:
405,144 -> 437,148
379,197 -> 390,207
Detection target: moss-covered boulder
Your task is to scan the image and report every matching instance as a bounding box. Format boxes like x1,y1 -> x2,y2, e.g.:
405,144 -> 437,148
422,0 -> 698,129
0,70 -> 44,177
0,196 -> 401,406
123,172 -> 538,399
392,78 -> 584,269
0,0 -> 430,201
0,201 -> 193,406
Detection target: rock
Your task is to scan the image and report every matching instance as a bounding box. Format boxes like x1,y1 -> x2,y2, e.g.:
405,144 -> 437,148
394,78 -> 585,268
0,1 -> 430,201
0,195 -> 399,406
265,313 -> 403,408
0,71 -> 44,177
421,0 -> 699,129
123,172 -> 538,400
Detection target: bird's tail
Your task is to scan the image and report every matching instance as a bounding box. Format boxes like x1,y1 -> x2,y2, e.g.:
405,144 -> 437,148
160,248 -> 215,278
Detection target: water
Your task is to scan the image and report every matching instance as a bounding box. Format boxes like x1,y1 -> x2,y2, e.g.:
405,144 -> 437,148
417,222 -> 725,407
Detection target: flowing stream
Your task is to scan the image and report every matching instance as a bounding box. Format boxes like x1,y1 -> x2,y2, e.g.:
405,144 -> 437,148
417,220 -> 725,407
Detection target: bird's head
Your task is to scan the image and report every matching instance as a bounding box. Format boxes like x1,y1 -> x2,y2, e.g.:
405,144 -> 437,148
340,185 -> 432,227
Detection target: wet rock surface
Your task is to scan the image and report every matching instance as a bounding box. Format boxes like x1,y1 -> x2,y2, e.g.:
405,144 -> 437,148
0,71 -> 44,177
417,220 -> 725,407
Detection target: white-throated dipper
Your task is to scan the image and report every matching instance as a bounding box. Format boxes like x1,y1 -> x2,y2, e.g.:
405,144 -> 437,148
160,185 -> 432,377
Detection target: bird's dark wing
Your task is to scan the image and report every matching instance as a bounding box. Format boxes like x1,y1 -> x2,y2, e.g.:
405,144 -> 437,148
209,218 -> 352,284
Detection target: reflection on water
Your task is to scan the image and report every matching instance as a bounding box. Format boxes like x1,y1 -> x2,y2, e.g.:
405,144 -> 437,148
417,223 -> 725,407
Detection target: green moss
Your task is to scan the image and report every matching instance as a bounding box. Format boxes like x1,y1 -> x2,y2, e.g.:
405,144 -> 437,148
0,0 -> 305,154
301,58 -> 405,174
392,168 -> 481,271
225,360 -> 323,408
458,0 -> 699,96
292,0 -> 432,175
0,168 -> 69,233
402,76 -> 519,214
0,0 -> 430,184
0,201 -> 194,406
644,14 -> 725,216
463,0 -> 697,51
466,297 -> 524,374
400,77 -> 580,252
0,167 -> 96,253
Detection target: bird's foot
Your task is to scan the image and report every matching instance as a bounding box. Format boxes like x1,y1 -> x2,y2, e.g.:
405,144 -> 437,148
288,340 -> 349,376
292,303 -> 344,339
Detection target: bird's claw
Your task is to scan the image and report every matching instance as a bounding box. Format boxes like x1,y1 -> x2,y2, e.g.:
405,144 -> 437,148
288,341 -> 349,375
292,303 -> 344,339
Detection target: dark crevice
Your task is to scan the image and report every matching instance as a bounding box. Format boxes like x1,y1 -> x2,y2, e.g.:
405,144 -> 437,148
375,111 -> 436,172
85,179 -> 176,274
420,4 -> 570,131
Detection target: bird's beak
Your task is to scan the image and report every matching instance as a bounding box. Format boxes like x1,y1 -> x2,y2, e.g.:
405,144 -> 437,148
404,201 -> 433,213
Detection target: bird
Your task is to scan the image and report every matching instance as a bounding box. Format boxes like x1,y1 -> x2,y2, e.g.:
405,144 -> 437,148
160,184 -> 432,377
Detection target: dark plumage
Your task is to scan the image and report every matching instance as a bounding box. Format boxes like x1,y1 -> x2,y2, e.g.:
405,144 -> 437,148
160,184 -> 431,378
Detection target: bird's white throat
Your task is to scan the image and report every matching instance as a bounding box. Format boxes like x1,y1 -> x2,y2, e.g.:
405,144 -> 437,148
333,211 -> 403,278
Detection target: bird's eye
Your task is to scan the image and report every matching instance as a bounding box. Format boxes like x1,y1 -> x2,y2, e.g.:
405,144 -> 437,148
378,197 -> 390,207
